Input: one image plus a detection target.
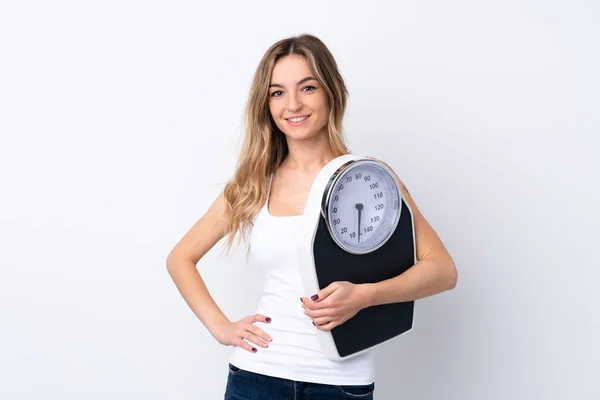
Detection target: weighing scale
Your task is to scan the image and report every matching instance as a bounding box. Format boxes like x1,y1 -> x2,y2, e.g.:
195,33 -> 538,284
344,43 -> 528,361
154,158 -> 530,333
297,154 -> 416,361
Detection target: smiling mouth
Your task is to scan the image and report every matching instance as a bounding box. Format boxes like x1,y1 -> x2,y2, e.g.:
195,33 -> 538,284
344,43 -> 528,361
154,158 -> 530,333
286,115 -> 310,122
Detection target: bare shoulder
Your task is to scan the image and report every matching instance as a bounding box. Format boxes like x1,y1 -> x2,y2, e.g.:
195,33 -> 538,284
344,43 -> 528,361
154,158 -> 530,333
166,191 -> 231,266
369,157 -> 454,263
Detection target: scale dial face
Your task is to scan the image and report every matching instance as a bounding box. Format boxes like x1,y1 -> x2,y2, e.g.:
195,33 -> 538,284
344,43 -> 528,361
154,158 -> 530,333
322,160 -> 402,255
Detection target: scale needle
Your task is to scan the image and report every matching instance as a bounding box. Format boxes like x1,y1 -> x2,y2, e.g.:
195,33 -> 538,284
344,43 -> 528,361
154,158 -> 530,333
355,203 -> 363,243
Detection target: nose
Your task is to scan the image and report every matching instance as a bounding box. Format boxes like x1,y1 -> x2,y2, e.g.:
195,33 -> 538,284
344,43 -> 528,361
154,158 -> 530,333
286,92 -> 303,112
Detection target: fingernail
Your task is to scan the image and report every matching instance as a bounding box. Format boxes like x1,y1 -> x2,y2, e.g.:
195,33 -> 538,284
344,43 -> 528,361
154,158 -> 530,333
311,294 -> 319,301
266,317 -> 271,322
252,348 -> 257,352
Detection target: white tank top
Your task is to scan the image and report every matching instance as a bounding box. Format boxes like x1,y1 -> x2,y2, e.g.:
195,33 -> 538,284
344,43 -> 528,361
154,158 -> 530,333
228,175 -> 375,385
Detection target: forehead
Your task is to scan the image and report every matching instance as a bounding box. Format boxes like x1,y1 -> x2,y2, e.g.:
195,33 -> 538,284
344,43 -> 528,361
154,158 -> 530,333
270,55 -> 313,83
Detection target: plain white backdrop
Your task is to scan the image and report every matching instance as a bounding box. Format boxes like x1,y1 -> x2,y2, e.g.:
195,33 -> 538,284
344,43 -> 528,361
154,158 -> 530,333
1,1 -> 598,399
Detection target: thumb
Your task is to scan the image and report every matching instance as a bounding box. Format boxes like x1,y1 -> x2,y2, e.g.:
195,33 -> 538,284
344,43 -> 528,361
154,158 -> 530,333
311,282 -> 339,302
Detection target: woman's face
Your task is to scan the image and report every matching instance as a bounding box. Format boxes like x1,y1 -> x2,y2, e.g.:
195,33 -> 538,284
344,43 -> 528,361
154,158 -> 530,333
268,55 -> 329,142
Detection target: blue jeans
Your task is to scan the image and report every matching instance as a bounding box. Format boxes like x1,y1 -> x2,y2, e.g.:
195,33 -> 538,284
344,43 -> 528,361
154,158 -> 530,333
224,363 -> 375,399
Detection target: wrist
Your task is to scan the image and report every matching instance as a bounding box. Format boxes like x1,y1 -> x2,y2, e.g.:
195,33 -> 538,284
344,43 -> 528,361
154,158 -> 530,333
358,283 -> 376,309
207,314 -> 230,337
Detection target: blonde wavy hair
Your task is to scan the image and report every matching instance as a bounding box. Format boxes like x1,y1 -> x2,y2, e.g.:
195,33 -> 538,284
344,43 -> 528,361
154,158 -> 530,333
223,34 -> 350,253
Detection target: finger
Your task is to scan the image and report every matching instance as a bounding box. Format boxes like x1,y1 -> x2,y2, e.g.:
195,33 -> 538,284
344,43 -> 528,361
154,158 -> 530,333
247,314 -> 272,324
237,338 -> 259,353
304,307 -> 335,319
303,283 -> 339,308
304,296 -> 336,311
315,320 -> 338,332
313,282 -> 339,301
247,324 -> 273,344
241,328 -> 269,348
312,316 -> 333,326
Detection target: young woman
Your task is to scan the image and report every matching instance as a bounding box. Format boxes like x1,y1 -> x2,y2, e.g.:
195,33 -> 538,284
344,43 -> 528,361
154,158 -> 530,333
166,34 -> 457,400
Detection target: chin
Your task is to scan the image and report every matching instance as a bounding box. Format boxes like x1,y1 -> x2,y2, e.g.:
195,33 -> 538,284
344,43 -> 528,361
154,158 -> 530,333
280,126 -> 328,142
283,131 -> 321,141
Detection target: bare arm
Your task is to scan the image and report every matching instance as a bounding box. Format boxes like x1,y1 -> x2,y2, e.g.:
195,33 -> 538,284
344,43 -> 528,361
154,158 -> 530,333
298,158 -> 457,330
362,167 -> 458,306
302,168 -> 458,331
166,192 -> 231,336
166,192 -> 272,353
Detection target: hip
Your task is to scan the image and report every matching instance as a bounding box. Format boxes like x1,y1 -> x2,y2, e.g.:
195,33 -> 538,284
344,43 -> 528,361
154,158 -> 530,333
228,342 -> 374,386
224,363 -> 375,400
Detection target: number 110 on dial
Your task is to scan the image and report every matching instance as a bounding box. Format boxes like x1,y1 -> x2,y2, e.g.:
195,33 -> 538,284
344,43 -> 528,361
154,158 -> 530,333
324,160 -> 402,255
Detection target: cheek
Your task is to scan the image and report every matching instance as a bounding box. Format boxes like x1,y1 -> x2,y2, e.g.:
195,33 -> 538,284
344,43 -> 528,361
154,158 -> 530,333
315,100 -> 329,122
269,102 -> 283,119
314,95 -> 329,115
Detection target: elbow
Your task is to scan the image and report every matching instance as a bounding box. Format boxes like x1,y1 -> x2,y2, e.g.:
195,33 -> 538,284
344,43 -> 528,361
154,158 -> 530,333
446,259 -> 458,290
166,251 -> 197,273
166,251 -> 180,272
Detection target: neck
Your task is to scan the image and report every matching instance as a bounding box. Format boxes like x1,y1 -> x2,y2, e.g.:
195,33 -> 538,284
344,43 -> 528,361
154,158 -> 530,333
282,133 -> 340,173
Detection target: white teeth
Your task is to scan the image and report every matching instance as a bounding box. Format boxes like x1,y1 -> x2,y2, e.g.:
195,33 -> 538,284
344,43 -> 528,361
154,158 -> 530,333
288,116 -> 308,122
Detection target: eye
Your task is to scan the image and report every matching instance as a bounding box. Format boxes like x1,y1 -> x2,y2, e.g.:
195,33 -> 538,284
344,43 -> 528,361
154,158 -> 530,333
271,90 -> 283,97
302,85 -> 316,92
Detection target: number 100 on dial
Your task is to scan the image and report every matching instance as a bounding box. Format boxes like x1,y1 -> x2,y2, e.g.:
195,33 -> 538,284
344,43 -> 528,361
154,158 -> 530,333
322,160 -> 402,255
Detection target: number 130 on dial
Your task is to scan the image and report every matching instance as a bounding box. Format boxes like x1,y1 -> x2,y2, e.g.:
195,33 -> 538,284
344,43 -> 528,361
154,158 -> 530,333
322,159 -> 402,255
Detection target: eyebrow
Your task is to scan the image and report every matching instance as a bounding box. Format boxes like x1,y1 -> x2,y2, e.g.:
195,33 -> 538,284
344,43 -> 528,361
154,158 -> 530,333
269,76 -> 317,89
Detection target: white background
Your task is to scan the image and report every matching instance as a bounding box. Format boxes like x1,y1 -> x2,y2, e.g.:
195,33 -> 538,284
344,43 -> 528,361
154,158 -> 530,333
1,1 -> 598,399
